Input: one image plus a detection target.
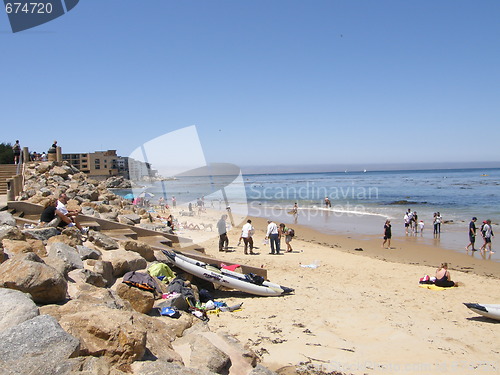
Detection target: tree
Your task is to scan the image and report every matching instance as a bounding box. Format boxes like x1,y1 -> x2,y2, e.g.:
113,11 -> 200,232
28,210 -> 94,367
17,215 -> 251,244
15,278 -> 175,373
0,142 -> 14,164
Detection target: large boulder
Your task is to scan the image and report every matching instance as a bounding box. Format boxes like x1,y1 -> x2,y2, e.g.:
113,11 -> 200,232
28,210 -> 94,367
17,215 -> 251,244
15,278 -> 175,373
0,212 -> 16,226
118,213 -> 141,225
0,288 -> 39,333
131,361 -> 218,375
88,230 -> 119,250
173,332 -> 231,373
120,239 -> 156,261
0,253 -> 67,304
0,314 -> 80,375
77,244 -> 102,260
0,225 -> 26,241
56,306 -> 147,365
91,260 -> 114,287
1,239 -> 33,255
101,249 -> 147,277
22,227 -> 59,242
116,283 -> 155,314
47,242 -> 84,271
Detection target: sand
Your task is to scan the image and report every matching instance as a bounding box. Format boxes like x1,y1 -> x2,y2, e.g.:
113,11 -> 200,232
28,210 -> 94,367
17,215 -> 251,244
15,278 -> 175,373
160,208 -> 500,374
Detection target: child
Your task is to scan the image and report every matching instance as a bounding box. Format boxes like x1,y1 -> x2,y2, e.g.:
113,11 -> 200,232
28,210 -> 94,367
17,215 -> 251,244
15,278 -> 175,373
418,220 -> 425,235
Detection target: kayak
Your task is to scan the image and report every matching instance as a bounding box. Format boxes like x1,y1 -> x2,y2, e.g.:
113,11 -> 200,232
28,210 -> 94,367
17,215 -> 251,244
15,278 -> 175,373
162,250 -> 294,297
464,303 -> 500,321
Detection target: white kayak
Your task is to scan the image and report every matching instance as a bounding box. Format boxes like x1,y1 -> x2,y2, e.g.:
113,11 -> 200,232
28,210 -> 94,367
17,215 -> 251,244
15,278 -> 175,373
162,250 -> 294,297
464,303 -> 500,321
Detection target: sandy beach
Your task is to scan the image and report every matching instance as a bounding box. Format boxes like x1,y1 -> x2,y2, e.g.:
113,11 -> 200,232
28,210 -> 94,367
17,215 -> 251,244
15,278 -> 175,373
162,208 -> 500,374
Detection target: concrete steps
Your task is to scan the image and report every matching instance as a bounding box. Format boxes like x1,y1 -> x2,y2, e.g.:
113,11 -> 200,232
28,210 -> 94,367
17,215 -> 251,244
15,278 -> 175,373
0,164 -> 19,195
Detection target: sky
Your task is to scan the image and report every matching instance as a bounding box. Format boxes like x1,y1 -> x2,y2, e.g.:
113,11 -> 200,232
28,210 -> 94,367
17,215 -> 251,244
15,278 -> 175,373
1,0 -> 499,172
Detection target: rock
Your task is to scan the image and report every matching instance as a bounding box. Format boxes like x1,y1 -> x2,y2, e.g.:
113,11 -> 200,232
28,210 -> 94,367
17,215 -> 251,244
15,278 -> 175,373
56,306 -> 146,365
0,247 -> 4,263
81,206 -> 95,216
88,230 -> 119,250
36,161 -> 55,174
92,260 -> 114,287
105,176 -> 131,189
101,249 -> 147,277
116,283 -> 155,314
68,268 -> 107,288
77,245 -> 102,260
173,332 -> 231,373
0,314 -> 80,375
0,288 -> 39,333
27,238 -> 47,257
77,188 -> 99,201
47,242 -> 84,271
22,227 -> 59,242
100,211 -> 119,221
50,166 -> 70,179
0,252 -> 68,304
47,233 -> 82,248
1,239 -> 33,255
118,213 -> 141,225
250,365 -> 279,375
0,212 -> 16,226
131,361 -> 218,375
0,225 -> 26,241
120,239 -> 156,261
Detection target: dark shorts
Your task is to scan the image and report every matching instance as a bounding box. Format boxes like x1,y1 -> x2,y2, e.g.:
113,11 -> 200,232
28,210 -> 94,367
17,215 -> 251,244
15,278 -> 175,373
485,237 -> 492,243
469,235 -> 475,243
384,235 -> 391,240
405,223 -> 409,227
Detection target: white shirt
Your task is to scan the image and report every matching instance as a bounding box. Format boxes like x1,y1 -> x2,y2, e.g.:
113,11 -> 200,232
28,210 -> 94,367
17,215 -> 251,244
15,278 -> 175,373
483,224 -> 493,238
241,223 -> 254,238
56,200 -> 68,215
267,222 -> 278,236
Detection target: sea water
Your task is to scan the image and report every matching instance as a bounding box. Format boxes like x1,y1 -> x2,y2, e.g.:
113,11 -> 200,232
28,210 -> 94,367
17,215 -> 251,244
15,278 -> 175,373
115,167 -> 500,260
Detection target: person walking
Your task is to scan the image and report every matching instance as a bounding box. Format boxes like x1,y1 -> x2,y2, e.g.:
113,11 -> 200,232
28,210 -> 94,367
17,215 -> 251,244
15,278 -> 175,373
265,220 -> 280,254
382,219 -> 392,249
466,217 -> 478,252
480,219 -> 494,253
241,219 -> 255,255
217,214 -> 229,252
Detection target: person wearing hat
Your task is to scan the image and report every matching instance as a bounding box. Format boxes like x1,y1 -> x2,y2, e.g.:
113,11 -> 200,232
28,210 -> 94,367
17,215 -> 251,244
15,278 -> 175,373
466,217 -> 478,252
480,219 -> 494,253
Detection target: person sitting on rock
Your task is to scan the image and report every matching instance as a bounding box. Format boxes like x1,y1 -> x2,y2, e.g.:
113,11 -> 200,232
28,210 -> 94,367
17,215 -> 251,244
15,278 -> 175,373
56,193 -> 88,234
39,198 -> 74,228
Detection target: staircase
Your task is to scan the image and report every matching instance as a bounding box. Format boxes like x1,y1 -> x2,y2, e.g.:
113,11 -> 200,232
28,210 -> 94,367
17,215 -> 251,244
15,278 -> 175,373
0,164 -> 19,195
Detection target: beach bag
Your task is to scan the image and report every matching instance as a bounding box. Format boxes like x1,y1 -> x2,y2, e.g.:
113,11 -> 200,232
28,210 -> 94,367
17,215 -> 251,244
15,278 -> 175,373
245,273 -> 265,285
419,275 -> 434,285
288,228 -> 295,237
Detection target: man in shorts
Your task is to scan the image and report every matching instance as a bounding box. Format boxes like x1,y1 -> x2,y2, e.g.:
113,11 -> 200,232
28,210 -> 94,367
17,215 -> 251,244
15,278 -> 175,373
466,217 -> 477,252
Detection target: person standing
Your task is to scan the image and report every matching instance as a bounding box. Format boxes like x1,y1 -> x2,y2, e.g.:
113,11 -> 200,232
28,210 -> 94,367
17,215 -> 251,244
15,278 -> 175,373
241,219 -> 255,255
382,219 -> 392,249
480,219 -> 494,253
324,197 -> 331,208
466,217 -> 478,252
435,212 -> 442,235
12,140 -> 21,164
265,220 -> 280,254
217,214 -> 229,252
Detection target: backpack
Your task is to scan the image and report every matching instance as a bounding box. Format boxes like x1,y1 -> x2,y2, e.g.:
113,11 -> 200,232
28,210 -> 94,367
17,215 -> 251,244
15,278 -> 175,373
288,228 -> 295,237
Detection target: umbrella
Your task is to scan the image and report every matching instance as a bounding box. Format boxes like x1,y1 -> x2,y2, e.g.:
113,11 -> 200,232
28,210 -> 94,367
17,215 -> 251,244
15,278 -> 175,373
138,192 -> 155,198
123,193 -> 134,200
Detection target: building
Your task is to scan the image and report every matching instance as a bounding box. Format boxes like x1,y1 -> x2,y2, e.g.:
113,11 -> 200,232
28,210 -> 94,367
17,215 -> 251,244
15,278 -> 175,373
62,150 -> 119,178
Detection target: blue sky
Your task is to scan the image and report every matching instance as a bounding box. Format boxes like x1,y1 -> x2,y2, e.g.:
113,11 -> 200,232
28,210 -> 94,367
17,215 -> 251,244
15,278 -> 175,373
1,0 -> 499,171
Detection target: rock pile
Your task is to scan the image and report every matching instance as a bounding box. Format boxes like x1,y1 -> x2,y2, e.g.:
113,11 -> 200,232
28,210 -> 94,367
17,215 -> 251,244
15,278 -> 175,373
0,162 -> 275,375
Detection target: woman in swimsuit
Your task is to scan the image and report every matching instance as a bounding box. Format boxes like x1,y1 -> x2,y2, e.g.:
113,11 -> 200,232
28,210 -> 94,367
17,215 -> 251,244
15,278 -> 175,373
435,262 -> 457,287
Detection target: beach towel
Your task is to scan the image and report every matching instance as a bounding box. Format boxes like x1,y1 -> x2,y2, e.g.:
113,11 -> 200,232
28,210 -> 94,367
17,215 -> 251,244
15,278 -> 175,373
418,284 -> 450,291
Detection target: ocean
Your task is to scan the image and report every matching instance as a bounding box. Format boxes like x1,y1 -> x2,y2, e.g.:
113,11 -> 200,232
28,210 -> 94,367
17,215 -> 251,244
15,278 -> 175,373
115,167 -> 500,260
